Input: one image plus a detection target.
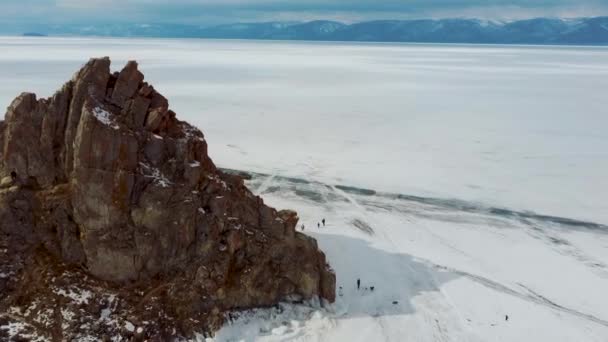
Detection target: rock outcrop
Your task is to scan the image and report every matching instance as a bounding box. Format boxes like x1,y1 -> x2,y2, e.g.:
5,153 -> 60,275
0,57 -> 335,340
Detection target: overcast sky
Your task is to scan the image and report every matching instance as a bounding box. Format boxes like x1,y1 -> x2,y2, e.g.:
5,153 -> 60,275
2,0 -> 607,25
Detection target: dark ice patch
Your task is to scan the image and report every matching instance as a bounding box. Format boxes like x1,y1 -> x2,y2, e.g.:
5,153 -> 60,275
352,219 -> 374,235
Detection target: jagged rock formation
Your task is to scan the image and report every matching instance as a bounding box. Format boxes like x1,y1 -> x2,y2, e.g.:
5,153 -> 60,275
0,57 -> 335,340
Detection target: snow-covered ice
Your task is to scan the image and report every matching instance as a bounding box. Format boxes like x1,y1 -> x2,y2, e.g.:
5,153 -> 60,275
0,37 -> 607,341
0,37 -> 606,223
212,173 -> 608,342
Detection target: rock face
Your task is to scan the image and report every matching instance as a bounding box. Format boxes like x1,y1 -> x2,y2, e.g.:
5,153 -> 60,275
0,58 -> 335,339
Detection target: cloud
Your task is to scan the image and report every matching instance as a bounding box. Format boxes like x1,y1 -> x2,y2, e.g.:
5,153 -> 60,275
56,0 -> 118,8
0,0 -> 606,25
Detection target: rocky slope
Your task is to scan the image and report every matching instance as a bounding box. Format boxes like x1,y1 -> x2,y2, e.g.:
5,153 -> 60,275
0,57 -> 335,340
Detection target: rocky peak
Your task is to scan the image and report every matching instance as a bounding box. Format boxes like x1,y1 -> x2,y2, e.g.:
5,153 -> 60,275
0,57 -> 335,339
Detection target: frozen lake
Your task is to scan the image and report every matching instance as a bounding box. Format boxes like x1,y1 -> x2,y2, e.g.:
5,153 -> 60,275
1,37 -> 608,342
0,37 -> 607,224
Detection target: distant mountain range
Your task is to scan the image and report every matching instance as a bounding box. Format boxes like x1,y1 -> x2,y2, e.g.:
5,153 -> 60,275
8,17 -> 608,45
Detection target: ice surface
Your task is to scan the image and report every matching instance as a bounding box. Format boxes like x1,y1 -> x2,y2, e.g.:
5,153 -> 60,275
211,174 -> 608,342
0,37 -> 606,223
0,37 -> 607,341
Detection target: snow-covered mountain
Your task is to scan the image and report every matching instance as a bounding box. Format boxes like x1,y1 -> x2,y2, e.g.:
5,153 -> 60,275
4,17 -> 608,44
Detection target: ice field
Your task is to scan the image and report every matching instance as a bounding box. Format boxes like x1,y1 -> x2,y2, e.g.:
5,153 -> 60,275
1,37 -> 607,341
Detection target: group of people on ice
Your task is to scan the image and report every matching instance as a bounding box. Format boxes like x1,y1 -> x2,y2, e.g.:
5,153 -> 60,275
300,218 -> 326,231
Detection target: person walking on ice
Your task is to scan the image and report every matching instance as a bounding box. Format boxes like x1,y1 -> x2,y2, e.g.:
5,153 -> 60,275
322,218 -> 326,226
357,278 -> 360,290
317,222 -> 320,229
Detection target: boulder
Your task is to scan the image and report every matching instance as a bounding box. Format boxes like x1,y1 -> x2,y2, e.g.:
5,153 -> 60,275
0,58 -> 335,339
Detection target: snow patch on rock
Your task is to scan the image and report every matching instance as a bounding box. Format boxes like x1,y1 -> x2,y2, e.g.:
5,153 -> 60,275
139,162 -> 173,188
124,321 -> 135,332
92,107 -> 120,130
54,287 -> 93,305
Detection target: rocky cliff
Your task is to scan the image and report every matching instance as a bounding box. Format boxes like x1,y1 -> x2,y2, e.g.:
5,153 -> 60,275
0,57 -> 335,340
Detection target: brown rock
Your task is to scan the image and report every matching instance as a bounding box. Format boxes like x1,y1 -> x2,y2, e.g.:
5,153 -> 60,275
144,108 -> 165,132
0,57 -> 335,338
62,57 -> 111,177
123,96 -> 151,128
111,60 -> 144,107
